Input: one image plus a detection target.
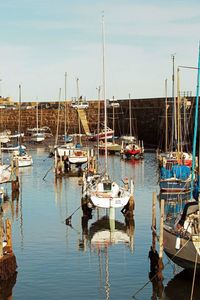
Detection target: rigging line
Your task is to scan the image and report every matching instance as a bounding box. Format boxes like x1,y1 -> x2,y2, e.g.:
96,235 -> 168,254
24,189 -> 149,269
190,248 -> 198,300
42,166 -> 53,181
132,236 -> 191,299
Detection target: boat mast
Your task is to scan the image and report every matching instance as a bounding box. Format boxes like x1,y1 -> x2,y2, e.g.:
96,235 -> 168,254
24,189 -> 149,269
97,86 -> 101,165
76,77 -> 81,145
165,79 -> 168,153
191,43 -> 200,196
64,72 -> 67,138
19,84 -> 22,147
112,96 -> 115,144
171,54 -> 177,151
36,98 -> 39,136
55,88 -> 61,146
129,93 -> 132,137
177,68 -> 181,158
102,13 -> 108,174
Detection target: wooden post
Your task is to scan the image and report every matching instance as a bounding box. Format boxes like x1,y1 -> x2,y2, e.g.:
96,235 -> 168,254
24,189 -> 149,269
54,149 -> 58,175
0,213 -> 3,258
158,199 -> 164,280
152,192 -> 156,251
128,179 -> 135,215
159,199 -> 164,259
6,219 -> 12,253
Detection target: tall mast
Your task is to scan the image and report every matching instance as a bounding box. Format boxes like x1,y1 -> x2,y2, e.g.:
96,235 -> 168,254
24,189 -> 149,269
165,79 -> 168,153
19,84 -> 22,146
191,43 -> 200,196
64,72 -> 67,138
177,68 -> 181,157
102,13 -> 108,174
129,93 -> 132,137
36,98 -> 39,135
55,88 -> 61,146
76,77 -> 81,144
171,54 -> 177,151
97,86 -> 101,165
112,96 -> 115,144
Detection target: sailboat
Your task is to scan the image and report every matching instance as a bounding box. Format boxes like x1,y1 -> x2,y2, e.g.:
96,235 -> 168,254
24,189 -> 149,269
121,94 -> 144,160
13,85 -> 33,167
56,82 -> 88,167
159,66 -> 192,192
98,96 -> 121,154
29,100 -> 45,143
163,45 -> 200,270
83,15 -> 131,209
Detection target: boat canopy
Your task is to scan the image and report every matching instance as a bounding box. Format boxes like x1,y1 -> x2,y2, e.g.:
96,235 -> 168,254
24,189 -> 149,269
161,164 -> 191,180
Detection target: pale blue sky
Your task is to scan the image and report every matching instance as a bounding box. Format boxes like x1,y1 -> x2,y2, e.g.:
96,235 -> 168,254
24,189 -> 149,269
0,0 -> 200,101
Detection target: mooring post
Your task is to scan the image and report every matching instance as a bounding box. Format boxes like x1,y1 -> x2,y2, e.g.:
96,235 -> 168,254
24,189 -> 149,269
128,179 -> 135,215
158,199 -> 164,280
0,213 -> 3,258
152,192 -> 157,251
6,219 -> 12,253
54,149 -> 58,174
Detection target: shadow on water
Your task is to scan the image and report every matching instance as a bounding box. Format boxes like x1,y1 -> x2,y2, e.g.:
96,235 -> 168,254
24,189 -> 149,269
163,269 -> 200,300
0,272 -> 17,300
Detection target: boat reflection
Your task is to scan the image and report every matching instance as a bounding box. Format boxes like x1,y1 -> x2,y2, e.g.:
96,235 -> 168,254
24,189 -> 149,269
79,208 -> 135,253
163,269 -> 200,300
79,208 -> 135,299
0,272 -> 17,300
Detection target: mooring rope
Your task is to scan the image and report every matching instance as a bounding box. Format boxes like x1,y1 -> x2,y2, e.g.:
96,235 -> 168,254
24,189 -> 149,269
190,247 -> 198,300
132,236 -> 191,299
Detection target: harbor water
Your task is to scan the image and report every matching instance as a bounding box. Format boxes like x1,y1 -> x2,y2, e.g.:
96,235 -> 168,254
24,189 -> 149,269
1,149 -> 200,299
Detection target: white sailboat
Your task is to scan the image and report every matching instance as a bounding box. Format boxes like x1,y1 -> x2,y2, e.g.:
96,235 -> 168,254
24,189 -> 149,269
85,14 -> 131,209
30,101 -> 45,143
13,84 -> 33,168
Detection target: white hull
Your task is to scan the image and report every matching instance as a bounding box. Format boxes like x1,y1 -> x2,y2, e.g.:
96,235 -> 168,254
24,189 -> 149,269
1,145 -> 26,152
0,165 -> 11,184
69,155 -> 88,165
13,155 -> 33,167
90,193 -> 129,208
31,135 -> 45,142
57,143 -> 75,157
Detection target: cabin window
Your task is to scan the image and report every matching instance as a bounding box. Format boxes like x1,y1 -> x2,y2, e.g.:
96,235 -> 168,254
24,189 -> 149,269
103,182 -> 112,191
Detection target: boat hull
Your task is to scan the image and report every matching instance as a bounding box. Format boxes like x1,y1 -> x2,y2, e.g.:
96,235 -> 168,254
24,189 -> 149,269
164,226 -> 200,270
159,179 -> 191,192
0,165 -> 11,183
13,156 -> 33,167
90,192 -> 130,209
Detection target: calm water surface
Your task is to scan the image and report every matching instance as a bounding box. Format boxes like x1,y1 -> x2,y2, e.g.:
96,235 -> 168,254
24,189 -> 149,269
2,149 -> 200,299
